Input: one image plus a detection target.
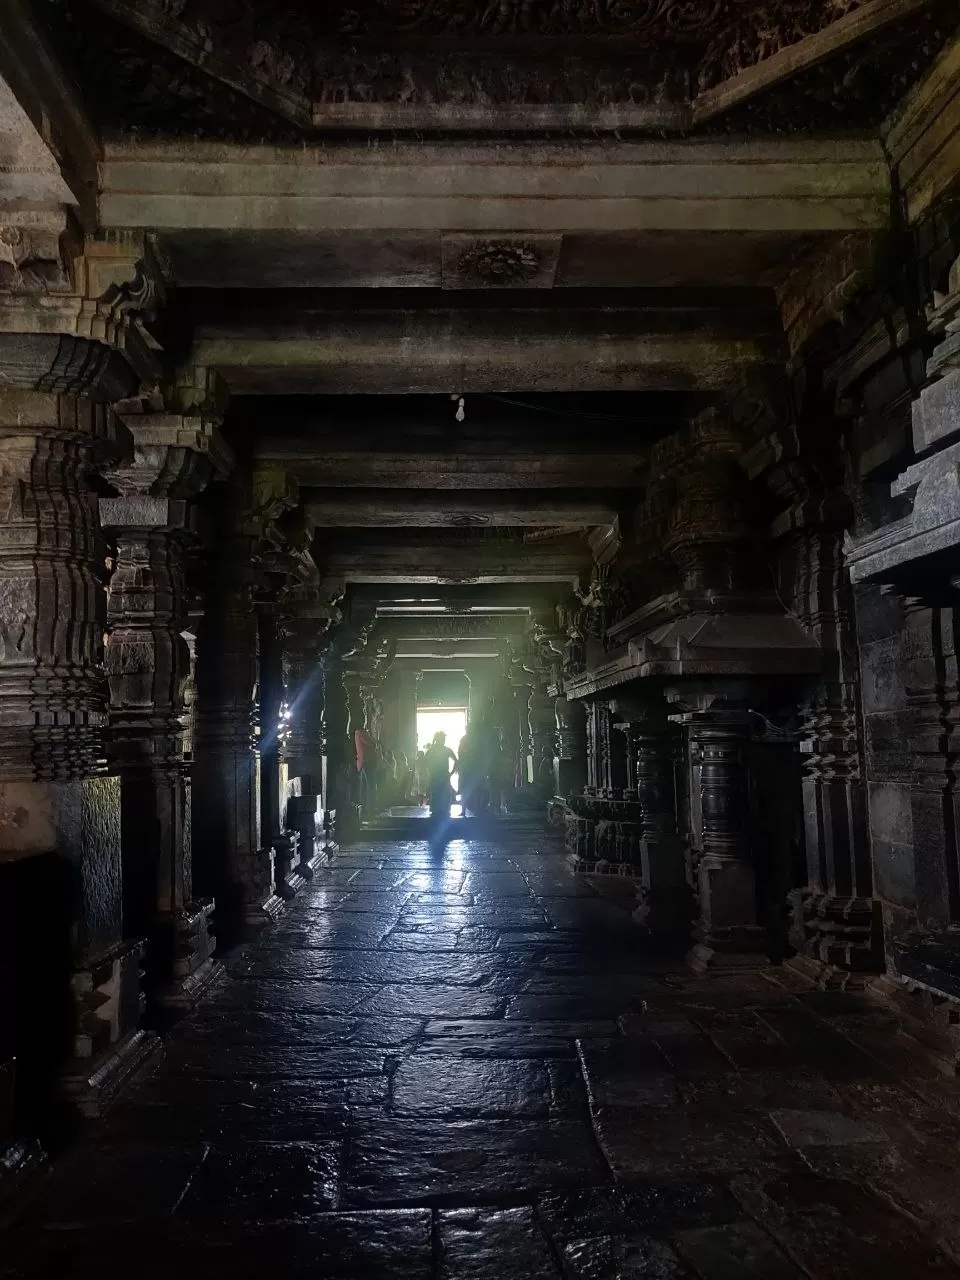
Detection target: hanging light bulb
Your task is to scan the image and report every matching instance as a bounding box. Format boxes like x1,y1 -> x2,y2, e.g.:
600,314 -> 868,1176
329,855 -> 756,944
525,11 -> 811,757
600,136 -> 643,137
455,395 -> 466,423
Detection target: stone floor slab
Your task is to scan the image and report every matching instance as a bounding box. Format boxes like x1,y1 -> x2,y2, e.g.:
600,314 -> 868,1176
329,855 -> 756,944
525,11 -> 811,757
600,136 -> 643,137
176,1140 -> 343,1219
7,827 -> 960,1278
343,1118 -> 608,1206
438,1207 -> 559,1278
392,1056 -> 552,1117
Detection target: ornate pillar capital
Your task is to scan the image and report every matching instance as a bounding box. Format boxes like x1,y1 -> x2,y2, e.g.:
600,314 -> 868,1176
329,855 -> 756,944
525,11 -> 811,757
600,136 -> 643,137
0,230 -> 168,398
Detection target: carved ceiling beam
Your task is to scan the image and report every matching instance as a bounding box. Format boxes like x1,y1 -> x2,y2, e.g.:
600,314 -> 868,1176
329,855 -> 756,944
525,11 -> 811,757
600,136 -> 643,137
303,492 -> 618,529
189,321 -> 777,397
316,539 -> 587,586
256,447 -> 644,492
693,0 -> 939,126
99,138 -> 889,237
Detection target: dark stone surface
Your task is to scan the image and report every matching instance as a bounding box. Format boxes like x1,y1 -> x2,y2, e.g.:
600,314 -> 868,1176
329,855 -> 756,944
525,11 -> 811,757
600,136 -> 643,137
6,832 -> 960,1277
343,1117 -> 608,1206
438,1207 -> 558,1279
392,1057 -> 552,1117
177,1140 -> 343,1219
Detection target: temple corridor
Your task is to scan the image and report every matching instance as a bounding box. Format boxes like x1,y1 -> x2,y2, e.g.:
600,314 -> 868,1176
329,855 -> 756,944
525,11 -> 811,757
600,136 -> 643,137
6,831 -> 960,1278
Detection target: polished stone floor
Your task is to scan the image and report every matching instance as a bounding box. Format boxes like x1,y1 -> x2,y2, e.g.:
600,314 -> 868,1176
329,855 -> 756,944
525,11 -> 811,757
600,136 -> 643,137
7,834 -> 960,1277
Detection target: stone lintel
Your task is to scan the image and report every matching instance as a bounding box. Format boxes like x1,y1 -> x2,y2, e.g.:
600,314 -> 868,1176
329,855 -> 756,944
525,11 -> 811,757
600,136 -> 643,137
258,449 -> 643,491
192,330 -> 775,397
304,492 -> 616,529
99,138 -> 889,236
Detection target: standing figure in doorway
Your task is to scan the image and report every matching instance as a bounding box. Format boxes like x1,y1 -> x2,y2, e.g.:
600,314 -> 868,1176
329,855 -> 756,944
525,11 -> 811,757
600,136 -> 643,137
424,731 -> 458,822
355,709 -> 379,817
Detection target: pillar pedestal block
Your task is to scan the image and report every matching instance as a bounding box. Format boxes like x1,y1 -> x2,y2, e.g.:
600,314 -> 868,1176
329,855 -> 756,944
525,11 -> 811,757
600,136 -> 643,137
787,889 -> 881,987
288,793 -> 325,875
271,831 -> 304,900
157,901 -> 224,1011
61,937 -> 161,1118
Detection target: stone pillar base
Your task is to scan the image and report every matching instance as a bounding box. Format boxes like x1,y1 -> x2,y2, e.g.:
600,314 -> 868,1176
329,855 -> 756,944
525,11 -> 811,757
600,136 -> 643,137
151,901 -> 224,1015
62,1028 -> 161,1119
787,889 -> 881,977
273,832 -> 305,900
634,884 -> 692,941
63,938 -> 161,1118
163,956 -> 225,1012
232,845 -> 284,929
687,927 -> 770,974
784,952 -> 873,991
288,794 -> 325,876
245,887 -> 285,928
0,1139 -> 47,1223
298,838 -> 325,876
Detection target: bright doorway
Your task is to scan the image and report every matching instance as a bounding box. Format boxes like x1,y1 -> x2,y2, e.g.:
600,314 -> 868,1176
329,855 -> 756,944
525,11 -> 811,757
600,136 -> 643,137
416,707 -> 467,796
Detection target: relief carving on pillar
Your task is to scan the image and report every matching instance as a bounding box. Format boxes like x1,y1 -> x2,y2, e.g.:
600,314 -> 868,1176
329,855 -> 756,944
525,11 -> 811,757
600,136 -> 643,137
0,227 -> 71,295
0,396 -> 130,784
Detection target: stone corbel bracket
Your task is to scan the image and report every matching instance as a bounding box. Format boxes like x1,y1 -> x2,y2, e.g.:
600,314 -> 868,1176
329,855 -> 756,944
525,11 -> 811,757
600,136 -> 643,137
846,440 -> 960,585
0,231 -> 169,398
101,408 -> 235,534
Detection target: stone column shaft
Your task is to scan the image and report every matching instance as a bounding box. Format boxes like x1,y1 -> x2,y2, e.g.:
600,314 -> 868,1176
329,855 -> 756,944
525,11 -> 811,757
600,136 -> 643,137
192,509 -> 279,939
322,654 -> 353,845
789,527 -> 879,979
528,679 -> 557,795
283,618 -> 327,876
100,420 -> 227,1012
616,706 -> 688,937
678,702 -> 765,971
257,608 -> 300,897
0,390 -> 157,1133
555,695 -> 587,798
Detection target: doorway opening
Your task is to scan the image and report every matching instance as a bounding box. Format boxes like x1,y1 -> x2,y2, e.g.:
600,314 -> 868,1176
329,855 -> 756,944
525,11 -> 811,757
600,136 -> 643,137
416,707 -> 467,798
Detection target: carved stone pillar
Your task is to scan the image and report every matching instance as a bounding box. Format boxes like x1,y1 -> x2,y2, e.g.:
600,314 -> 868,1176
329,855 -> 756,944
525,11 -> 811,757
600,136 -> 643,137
0,391 -> 158,1139
282,616 -> 328,877
585,700 -> 600,792
529,679 -> 557,796
511,679 -> 533,792
614,699 -> 688,937
192,489 -> 280,940
790,528 -> 879,981
322,652 -> 353,845
673,694 -> 764,971
100,413 -> 228,1015
555,695 -> 587,799
257,607 -> 301,899
902,597 -> 960,931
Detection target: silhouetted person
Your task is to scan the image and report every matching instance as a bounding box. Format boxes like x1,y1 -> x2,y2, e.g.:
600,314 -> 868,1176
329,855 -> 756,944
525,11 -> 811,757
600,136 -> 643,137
424,731 -> 457,822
